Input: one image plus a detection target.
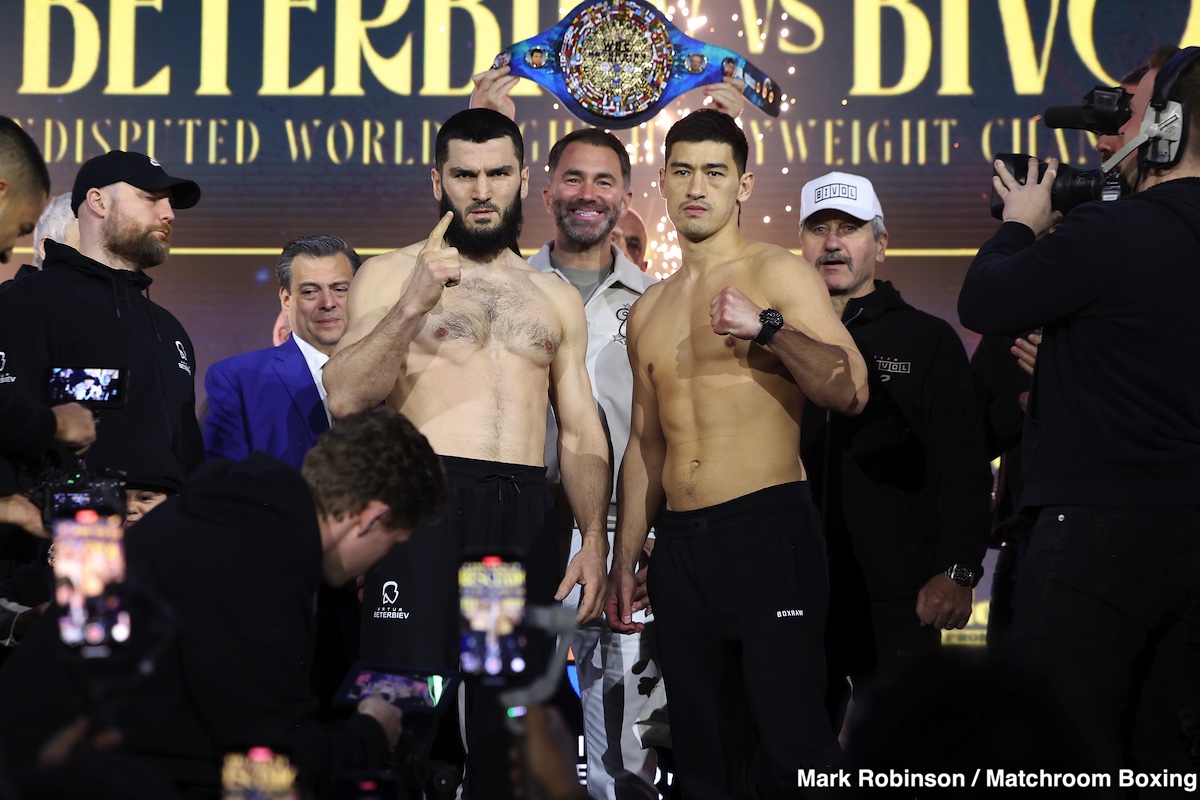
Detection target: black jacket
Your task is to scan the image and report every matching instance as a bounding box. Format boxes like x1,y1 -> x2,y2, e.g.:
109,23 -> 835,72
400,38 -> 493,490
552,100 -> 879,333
802,281 -> 991,600
0,241 -> 203,484
0,264 -> 57,494
0,393 -> 55,463
0,454 -> 388,798
959,178 -> 1200,508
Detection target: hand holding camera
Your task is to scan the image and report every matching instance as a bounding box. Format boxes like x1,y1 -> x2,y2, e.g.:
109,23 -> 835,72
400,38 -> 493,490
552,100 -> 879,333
992,156 -> 1061,236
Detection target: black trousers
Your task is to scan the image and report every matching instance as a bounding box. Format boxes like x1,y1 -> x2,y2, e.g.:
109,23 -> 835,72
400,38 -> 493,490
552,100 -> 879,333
1011,505 -> 1200,787
824,594 -> 940,732
649,482 -> 837,799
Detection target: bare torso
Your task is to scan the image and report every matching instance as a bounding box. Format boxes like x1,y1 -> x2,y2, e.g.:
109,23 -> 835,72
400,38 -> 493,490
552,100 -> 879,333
370,245 -> 567,465
633,244 -> 809,510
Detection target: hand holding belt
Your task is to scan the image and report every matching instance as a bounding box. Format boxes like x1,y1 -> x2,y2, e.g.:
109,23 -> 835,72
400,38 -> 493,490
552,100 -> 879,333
493,0 -> 781,128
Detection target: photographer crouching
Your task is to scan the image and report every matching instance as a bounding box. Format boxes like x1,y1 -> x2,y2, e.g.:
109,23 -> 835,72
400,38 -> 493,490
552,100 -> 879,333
0,409 -> 447,799
958,45 -> 1200,782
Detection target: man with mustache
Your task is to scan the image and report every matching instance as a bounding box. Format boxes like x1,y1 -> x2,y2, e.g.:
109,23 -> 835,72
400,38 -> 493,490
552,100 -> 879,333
0,150 -> 204,479
324,109 -> 609,798
796,171 -> 990,729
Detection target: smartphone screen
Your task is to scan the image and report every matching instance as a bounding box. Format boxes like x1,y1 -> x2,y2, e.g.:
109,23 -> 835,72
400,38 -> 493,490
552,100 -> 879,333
50,485 -> 129,657
221,746 -> 297,800
458,553 -> 527,678
47,367 -> 126,408
335,663 -> 458,713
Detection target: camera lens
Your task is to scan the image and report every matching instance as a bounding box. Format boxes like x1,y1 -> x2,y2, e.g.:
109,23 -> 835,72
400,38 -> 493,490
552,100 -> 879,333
990,153 -> 1129,220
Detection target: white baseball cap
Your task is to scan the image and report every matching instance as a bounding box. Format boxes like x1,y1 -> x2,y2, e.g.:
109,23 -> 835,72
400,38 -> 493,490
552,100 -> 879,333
799,171 -> 883,225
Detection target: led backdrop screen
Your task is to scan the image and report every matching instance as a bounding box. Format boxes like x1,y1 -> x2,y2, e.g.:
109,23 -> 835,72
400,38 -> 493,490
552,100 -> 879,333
3,1 -> 1196,363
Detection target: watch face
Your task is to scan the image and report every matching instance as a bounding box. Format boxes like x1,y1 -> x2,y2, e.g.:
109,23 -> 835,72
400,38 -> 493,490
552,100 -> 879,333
948,565 -> 975,586
761,309 -> 783,327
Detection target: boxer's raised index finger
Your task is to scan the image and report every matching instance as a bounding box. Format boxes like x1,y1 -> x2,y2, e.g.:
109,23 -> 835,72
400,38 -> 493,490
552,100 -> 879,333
423,211 -> 454,252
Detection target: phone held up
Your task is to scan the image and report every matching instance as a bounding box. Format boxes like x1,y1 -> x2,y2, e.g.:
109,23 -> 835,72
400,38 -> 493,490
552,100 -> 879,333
458,551 -> 528,683
46,366 -> 127,409
47,472 -> 130,658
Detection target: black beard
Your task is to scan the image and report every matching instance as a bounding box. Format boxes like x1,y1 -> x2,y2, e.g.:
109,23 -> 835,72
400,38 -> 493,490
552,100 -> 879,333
439,194 -> 523,262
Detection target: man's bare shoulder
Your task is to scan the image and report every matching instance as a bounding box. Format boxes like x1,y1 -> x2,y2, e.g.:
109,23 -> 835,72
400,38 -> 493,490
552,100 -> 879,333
737,240 -> 827,291
635,275 -> 670,305
364,242 -> 422,270
625,278 -> 670,334
743,240 -> 810,271
352,247 -> 419,290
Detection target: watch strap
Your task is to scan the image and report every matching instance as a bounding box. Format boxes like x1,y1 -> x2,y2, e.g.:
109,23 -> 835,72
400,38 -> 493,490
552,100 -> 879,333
754,309 -> 783,346
944,563 -> 980,588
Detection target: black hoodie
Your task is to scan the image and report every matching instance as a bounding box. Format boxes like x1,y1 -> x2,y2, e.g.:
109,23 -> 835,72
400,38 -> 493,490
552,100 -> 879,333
802,280 -> 991,601
0,240 -> 203,482
959,177 -> 1200,508
0,454 -> 388,798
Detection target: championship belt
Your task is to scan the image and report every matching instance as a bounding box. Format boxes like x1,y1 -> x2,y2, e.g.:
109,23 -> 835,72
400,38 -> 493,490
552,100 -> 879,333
493,0 -> 781,128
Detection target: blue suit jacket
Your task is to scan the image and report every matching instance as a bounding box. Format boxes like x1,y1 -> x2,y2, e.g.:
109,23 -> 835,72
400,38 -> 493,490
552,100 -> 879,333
202,336 -> 329,471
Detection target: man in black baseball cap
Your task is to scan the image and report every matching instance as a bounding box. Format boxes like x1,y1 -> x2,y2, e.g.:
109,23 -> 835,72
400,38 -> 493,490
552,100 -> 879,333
69,150 -> 200,217
0,149 -> 207,484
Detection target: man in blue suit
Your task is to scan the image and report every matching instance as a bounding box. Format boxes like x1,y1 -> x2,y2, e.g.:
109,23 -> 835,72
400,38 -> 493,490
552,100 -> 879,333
203,235 -> 360,469
203,234 -> 362,717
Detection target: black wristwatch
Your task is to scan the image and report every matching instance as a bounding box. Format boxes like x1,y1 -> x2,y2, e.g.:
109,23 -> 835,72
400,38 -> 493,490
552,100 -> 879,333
754,308 -> 784,345
944,563 -> 980,588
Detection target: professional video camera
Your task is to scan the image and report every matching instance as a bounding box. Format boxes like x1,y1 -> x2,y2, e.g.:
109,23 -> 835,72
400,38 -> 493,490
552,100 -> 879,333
1044,85 -> 1132,135
989,153 -> 1129,219
988,85 -> 1133,220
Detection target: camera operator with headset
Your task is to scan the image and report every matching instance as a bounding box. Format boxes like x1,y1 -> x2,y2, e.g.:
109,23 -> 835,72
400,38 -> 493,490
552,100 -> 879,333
959,45 -> 1200,780
978,62 -> 1148,648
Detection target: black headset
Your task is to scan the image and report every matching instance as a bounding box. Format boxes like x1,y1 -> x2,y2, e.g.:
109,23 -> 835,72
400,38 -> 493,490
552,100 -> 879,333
1140,46 -> 1200,170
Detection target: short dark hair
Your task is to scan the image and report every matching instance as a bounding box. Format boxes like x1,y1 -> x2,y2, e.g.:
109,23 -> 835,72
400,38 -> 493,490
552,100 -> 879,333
547,128 -> 632,191
1149,45 -> 1183,71
664,109 -> 748,176
276,234 -> 361,292
1119,64 -> 1149,88
0,116 -> 50,200
435,108 -> 525,172
302,408 -> 447,530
